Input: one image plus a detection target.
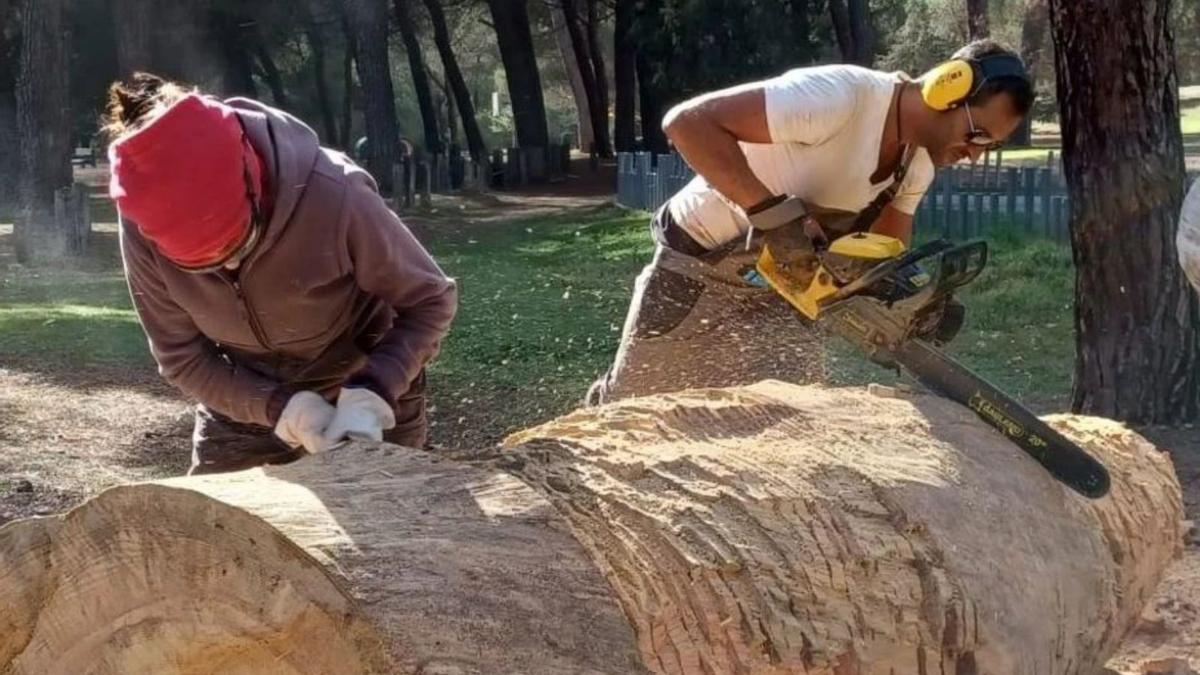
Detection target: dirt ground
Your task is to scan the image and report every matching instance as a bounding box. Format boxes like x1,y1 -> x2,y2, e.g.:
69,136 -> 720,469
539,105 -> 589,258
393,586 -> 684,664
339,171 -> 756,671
2,164 -> 1198,671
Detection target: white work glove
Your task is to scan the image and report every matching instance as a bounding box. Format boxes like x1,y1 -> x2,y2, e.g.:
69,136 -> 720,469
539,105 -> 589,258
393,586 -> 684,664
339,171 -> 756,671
274,391 -> 338,454
322,387 -> 396,445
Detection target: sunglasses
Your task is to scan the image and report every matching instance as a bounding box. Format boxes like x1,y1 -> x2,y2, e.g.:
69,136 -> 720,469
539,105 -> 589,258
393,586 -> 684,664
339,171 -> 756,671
963,102 -> 1004,151
173,149 -> 263,275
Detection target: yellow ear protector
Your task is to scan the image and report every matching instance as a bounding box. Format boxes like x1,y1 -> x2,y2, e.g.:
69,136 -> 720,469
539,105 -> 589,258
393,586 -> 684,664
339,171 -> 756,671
920,53 -> 1029,111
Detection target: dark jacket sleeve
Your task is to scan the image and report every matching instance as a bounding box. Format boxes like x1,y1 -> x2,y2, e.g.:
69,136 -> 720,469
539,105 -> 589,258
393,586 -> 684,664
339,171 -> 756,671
120,224 -> 287,426
340,175 -> 458,401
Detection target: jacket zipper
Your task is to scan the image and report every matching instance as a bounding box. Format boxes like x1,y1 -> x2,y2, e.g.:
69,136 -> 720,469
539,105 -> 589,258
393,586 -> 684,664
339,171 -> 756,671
227,275 -> 277,352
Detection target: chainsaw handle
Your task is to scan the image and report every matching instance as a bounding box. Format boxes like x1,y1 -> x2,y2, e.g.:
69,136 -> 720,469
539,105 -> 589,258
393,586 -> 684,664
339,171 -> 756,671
931,240 -> 987,292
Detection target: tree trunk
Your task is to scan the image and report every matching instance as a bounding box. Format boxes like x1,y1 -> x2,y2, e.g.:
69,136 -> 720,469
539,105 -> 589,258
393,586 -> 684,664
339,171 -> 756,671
14,0 -> 73,263
421,0 -> 487,161
634,51 -> 667,151
1011,0 -> 1048,146
0,1 -> 19,210
485,0 -> 549,150
340,6 -> 356,149
440,72 -> 459,150
344,0 -> 400,193
585,0 -> 612,157
634,57 -> 666,153
613,0 -> 636,152
0,383 -> 1183,673
211,9 -> 258,98
1049,0 -> 1200,423
110,0 -> 154,77
828,0 -> 855,64
847,0 -> 873,66
967,0 -> 989,40
252,38 -> 290,108
551,0 -> 593,151
393,0 -> 443,155
301,0 -> 340,144
560,0 -> 609,158
0,91 -> 16,212
787,0 -> 812,65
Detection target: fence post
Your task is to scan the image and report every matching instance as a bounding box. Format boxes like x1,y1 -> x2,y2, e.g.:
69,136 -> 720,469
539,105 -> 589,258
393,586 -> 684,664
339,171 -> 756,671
1005,167 -> 1017,228
1023,168 -> 1036,232
941,167 -> 954,237
637,152 -> 653,210
619,153 -> 628,204
656,153 -> 674,212
420,161 -> 432,208
1041,166 -> 1051,237
965,192 -> 976,239
1061,197 -> 1071,243
527,146 -> 547,182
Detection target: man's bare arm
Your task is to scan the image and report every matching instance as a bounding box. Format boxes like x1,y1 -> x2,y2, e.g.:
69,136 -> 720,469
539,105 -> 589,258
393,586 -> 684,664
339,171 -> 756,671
871,205 -> 914,245
662,84 -> 776,211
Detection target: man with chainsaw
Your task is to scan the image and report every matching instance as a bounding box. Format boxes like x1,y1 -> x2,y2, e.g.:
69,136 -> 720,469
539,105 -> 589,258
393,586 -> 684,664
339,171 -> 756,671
588,40 -> 1034,405
106,73 -> 457,475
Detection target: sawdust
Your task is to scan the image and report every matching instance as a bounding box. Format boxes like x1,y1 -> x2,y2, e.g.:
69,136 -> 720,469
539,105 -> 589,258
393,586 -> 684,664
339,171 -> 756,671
0,363 -> 191,524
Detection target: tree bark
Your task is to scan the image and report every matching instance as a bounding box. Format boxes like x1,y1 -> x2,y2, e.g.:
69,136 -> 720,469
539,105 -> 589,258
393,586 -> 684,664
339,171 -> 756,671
14,0 -> 73,263
787,0 -> 812,65
1011,0 -> 1049,146
560,0 -> 609,157
551,0 -> 593,150
340,6 -> 356,149
421,0 -> 487,161
585,0 -> 612,157
485,0 -> 550,149
0,383 -> 1183,673
344,0 -> 400,193
301,0 -> 340,144
1049,0 -> 1200,423
967,0 -> 989,40
211,9 -> 258,98
847,0 -> 873,66
613,0 -> 636,152
393,0 -> 443,155
0,0 -> 19,209
252,38 -> 290,108
634,59 -> 666,153
110,0 -> 154,77
828,0 -> 855,64
632,0 -> 668,152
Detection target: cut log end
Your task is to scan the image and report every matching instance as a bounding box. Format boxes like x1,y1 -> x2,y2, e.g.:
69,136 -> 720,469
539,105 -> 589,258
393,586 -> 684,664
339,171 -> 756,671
0,485 -> 392,675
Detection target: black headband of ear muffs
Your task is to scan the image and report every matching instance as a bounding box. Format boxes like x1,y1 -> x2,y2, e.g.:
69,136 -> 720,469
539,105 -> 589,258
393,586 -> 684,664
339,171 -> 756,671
970,53 -> 1031,97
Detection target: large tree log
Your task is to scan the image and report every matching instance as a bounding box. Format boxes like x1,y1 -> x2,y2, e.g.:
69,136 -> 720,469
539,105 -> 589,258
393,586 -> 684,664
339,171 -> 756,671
0,382 -> 1184,674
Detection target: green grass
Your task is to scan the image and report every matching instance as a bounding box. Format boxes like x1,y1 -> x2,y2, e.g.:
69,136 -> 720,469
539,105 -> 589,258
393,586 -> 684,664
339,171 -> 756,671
823,230 -> 1074,408
418,206 -> 652,439
0,205 -> 1078,445
0,264 -> 152,365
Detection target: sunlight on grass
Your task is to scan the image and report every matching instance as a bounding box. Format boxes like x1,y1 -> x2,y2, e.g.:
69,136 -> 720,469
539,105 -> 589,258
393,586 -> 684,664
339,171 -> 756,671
0,304 -> 137,320
0,204 -> 1078,438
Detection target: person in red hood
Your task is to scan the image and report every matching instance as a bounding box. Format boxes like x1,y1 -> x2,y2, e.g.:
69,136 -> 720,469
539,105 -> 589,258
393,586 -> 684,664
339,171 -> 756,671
106,73 -> 458,475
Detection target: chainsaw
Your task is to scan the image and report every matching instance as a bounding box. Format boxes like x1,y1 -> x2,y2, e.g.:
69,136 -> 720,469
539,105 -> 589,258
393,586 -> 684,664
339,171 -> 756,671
756,230 -> 1111,499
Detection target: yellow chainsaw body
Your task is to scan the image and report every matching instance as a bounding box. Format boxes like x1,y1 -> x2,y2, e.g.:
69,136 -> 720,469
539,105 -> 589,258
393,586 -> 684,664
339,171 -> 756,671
756,232 -> 906,320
